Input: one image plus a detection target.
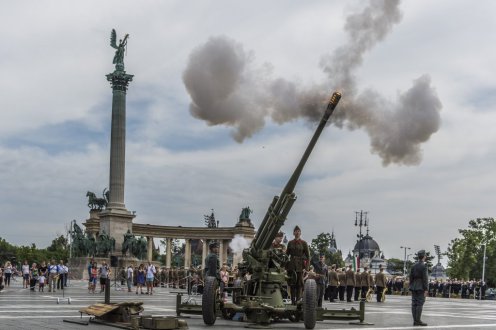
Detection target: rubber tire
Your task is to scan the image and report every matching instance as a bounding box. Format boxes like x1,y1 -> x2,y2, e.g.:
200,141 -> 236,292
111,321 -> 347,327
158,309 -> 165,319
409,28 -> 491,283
303,279 -> 317,329
202,276 -> 218,325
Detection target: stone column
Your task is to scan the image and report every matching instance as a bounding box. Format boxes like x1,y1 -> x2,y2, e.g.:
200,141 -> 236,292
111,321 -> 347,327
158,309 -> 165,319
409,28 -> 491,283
99,68 -> 135,255
222,239 -> 229,265
147,236 -> 153,262
202,240 -> 207,268
219,240 -> 224,266
166,238 -> 172,269
184,239 -> 191,269
106,70 -> 133,210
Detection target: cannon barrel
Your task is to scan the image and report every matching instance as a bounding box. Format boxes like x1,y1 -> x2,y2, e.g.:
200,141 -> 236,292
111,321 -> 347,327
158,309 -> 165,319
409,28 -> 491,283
251,92 -> 342,253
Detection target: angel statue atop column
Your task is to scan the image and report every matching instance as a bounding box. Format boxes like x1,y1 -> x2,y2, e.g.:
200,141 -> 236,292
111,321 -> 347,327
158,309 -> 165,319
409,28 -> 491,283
110,29 -> 129,70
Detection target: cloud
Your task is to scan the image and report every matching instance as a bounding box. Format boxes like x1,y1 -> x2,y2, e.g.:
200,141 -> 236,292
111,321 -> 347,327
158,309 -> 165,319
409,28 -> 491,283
183,0 -> 442,166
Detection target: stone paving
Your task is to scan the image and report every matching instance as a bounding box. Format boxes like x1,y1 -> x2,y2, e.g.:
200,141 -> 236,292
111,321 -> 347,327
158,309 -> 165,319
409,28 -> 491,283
1,280 -> 495,329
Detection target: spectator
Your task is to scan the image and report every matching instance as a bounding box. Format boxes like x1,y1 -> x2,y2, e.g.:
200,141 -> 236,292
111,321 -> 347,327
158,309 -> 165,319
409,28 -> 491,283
146,262 -> 156,295
38,274 -> 46,292
47,259 -> 59,293
136,264 -> 145,294
220,263 -> 229,301
30,263 -> 39,291
126,264 -> 134,293
21,260 -> 30,289
98,261 -> 110,293
90,264 -> 98,293
4,261 -> 12,287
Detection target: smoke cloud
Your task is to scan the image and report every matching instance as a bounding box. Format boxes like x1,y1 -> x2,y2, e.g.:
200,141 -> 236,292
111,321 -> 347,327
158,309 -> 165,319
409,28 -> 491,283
229,234 -> 250,253
182,0 -> 442,166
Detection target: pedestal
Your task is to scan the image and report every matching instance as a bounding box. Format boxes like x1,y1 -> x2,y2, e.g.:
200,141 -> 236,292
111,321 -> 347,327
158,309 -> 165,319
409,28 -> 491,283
99,208 -> 135,256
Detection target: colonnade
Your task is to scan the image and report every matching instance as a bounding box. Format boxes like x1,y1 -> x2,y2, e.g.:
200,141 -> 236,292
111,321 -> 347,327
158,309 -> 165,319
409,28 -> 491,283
131,222 -> 254,269
144,237 -> 231,269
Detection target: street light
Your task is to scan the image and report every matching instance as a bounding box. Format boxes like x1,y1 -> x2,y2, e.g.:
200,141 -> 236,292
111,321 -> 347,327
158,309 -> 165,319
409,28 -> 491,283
481,243 -> 487,300
400,246 -> 411,276
355,210 -> 368,270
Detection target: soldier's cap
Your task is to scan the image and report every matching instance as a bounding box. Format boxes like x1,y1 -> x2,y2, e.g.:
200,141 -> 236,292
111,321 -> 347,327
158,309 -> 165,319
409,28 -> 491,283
293,225 -> 301,232
319,253 -> 325,257
417,249 -> 426,257
275,231 -> 284,238
209,241 -> 219,248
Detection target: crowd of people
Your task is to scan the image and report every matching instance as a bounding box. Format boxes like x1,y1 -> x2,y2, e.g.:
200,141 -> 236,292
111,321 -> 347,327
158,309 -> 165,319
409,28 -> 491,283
0,259 -> 69,292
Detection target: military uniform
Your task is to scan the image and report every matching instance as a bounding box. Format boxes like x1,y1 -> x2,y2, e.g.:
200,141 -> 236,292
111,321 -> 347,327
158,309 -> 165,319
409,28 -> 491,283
286,237 -> 309,304
345,267 -> 355,302
354,270 -> 362,301
361,269 -> 370,300
313,258 -> 328,307
328,266 -> 339,302
204,251 -> 220,279
375,269 -> 387,302
409,250 -> 428,326
338,268 -> 346,301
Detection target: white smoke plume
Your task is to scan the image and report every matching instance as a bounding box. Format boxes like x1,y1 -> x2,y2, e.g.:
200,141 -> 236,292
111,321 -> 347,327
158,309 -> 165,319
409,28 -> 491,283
183,0 -> 442,166
229,234 -> 250,253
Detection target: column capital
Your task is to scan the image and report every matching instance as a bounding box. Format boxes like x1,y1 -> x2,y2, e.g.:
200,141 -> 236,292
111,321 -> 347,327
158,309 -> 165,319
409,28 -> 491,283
106,70 -> 134,91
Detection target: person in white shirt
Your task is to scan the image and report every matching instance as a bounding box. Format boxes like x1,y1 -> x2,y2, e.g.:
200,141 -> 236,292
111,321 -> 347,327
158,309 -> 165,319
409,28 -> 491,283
22,260 -> 30,289
47,259 -> 59,293
57,260 -> 67,290
127,265 -> 134,293
146,262 -> 156,295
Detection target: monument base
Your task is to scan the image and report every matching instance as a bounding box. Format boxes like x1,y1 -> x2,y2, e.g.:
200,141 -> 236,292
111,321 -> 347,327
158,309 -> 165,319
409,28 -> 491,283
99,208 -> 135,254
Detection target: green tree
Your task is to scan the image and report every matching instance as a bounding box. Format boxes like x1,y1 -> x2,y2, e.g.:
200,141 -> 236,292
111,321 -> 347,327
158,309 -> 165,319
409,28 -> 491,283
412,251 -> 435,272
310,232 -> 344,268
386,258 -> 405,275
446,217 -> 496,285
0,237 -> 16,264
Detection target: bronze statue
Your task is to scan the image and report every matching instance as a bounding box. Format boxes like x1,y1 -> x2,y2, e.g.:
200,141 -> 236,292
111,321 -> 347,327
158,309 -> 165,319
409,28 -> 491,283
86,191 -> 107,211
132,237 -> 147,260
70,223 -> 87,257
96,231 -> 115,257
239,206 -> 252,220
110,29 -> 129,70
122,230 -> 135,255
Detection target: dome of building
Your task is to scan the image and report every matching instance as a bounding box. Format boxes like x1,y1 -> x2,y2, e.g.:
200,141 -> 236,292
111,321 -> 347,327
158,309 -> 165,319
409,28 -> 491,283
353,234 -> 380,252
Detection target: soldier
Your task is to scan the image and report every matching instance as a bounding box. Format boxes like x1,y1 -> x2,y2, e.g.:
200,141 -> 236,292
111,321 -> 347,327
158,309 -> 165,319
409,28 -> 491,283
328,264 -> 339,302
338,267 -> 346,301
272,231 -> 286,252
354,268 -> 362,301
313,254 -> 328,307
345,265 -> 355,302
361,266 -> 370,300
409,249 -> 428,326
204,241 -> 220,279
375,265 -> 387,302
286,225 -> 310,305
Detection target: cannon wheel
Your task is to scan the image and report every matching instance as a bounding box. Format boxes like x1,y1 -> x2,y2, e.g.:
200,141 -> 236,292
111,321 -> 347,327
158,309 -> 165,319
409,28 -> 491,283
303,279 -> 317,329
202,276 -> 218,325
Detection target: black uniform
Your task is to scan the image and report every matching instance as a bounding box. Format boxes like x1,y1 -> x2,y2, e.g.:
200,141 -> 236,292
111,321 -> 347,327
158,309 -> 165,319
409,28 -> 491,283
409,252 -> 428,326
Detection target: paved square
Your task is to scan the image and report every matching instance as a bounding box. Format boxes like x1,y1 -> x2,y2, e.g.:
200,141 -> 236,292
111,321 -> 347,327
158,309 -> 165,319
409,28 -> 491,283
1,280 -> 495,329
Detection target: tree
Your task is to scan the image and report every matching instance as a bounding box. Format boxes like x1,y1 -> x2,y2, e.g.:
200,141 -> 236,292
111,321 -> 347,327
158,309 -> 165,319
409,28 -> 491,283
386,258 -> 405,275
446,217 -> 496,285
310,232 -> 344,268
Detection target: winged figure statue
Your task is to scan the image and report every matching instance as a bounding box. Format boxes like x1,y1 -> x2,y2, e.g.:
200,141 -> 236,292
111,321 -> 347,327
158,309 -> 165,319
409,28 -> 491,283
110,29 -> 129,69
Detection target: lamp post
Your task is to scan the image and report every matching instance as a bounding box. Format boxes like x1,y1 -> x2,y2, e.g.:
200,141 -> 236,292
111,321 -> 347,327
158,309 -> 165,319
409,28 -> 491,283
355,210 -> 368,270
481,243 -> 487,300
400,246 -> 411,276
69,219 -> 76,259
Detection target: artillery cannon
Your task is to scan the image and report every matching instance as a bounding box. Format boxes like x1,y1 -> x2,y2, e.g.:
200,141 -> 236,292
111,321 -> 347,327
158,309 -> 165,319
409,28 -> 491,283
177,91 -> 369,328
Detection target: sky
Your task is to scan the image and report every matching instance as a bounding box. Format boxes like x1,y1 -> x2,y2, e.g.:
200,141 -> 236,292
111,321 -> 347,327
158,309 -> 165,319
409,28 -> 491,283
1,0 -> 495,265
